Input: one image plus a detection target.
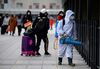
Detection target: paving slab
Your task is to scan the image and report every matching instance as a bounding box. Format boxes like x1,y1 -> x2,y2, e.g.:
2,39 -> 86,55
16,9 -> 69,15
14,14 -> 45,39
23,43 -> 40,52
0,28 -> 91,69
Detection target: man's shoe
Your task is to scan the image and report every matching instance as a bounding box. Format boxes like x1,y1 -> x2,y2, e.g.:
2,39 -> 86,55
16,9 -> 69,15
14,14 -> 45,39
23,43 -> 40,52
36,52 -> 41,56
12,34 -> 14,36
68,63 -> 75,67
68,57 -> 75,67
58,62 -> 62,65
44,52 -> 51,55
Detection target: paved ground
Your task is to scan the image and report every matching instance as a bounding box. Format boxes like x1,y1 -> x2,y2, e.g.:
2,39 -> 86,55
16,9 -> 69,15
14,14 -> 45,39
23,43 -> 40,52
0,27 -> 91,69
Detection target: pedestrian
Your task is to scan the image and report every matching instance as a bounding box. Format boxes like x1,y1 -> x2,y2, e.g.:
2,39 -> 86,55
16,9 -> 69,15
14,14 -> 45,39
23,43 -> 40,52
22,10 -> 36,56
8,15 -> 17,36
17,14 -> 23,36
22,10 -> 33,31
49,16 -> 54,30
32,8 -> 50,56
1,14 -> 10,35
0,14 -> 4,27
57,10 -> 76,66
53,11 -> 64,49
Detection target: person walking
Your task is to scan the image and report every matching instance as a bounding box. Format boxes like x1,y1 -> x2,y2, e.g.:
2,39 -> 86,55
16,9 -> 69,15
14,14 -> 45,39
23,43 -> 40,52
17,14 -> 22,36
0,14 -> 4,27
49,17 -> 54,30
1,14 -> 9,35
57,10 -> 76,66
8,15 -> 17,36
53,11 -> 64,49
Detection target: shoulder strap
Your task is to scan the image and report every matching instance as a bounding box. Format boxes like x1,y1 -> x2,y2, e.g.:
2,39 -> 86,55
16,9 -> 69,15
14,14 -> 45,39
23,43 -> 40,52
62,19 -> 65,29
63,19 -> 65,26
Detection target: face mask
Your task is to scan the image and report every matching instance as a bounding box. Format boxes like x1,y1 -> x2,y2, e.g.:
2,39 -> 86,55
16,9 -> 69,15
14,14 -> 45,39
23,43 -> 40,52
27,13 -> 30,15
70,16 -> 75,20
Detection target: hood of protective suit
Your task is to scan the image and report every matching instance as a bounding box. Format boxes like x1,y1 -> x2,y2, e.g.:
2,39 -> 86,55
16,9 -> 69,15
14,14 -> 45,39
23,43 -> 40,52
65,10 -> 74,24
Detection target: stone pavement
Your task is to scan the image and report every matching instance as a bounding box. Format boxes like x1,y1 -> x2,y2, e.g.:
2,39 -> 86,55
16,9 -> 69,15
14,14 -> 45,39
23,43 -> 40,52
0,27 -> 91,69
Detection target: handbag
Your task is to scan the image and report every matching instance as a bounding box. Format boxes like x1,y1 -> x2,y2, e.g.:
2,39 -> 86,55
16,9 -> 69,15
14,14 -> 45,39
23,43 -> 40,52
24,21 -> 32,28
60,36 -> 82,46
6,25 -> 10,32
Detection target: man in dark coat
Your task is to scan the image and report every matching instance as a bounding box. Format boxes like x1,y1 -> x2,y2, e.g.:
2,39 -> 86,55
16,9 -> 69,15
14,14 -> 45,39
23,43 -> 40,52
32,9 -> 50,56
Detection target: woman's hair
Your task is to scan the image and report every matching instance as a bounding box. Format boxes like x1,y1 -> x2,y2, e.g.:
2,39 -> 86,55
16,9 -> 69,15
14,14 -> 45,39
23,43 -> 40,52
56,11 -> 65,20
57,11 -> 65,18
11,14 -> 14,17
57,11 -> 64,16
5,14 -> 9,17
18,14 -> 21,19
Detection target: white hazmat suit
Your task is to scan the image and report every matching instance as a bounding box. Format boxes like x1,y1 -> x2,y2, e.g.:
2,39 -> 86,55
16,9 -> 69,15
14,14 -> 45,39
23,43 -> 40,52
57,10 -> 76,59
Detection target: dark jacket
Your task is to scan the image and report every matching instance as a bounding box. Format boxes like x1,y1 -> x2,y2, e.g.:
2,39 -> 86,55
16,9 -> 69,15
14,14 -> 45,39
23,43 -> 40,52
0,16 -> 4,27
32,13 -> 49,36
22,10 -> 33,25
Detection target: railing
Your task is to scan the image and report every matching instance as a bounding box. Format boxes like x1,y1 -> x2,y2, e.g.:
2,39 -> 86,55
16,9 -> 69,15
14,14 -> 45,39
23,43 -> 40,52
76,19 -> 99,69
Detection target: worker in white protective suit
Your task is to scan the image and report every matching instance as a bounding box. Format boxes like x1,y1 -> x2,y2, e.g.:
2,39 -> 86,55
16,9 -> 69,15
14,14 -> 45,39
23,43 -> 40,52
57,10 -> 76,66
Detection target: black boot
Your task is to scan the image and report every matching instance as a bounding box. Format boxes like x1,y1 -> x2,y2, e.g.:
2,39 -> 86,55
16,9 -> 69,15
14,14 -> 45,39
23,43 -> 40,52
36,51 -> 41,56
58,57 -> 62,65
44,52 -> 51,55
68,57 -> 75,66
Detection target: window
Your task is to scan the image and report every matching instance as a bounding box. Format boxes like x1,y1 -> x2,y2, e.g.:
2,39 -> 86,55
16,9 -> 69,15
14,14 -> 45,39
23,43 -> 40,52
42,5 -> 46,8
4,0 -> 8,3
0,0 -> 2,4
16,3 -> 23,8
29,5 -> 32,9
56,5 -> 60,9
33,3 -> 39,9
50,3 -> 56,9
1,4 -> 4,9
